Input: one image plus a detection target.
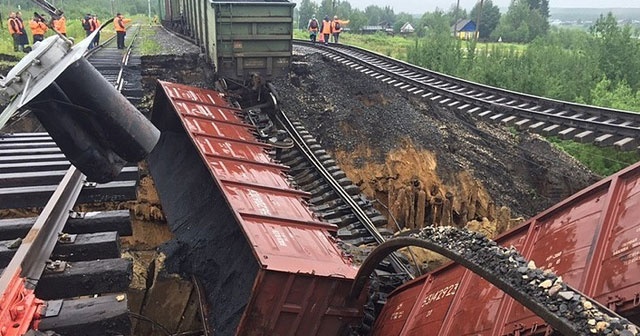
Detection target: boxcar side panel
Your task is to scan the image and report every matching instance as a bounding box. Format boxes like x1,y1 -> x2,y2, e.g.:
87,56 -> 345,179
501,185 -> 609,334
593,168 -> 640,316
375,162 -> 640,335
442,226 -> 529,335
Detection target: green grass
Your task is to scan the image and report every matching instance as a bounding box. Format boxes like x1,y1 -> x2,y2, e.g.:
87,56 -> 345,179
294,29 -> 415,60
138,25 -> 162,55
548,137 -> 640,176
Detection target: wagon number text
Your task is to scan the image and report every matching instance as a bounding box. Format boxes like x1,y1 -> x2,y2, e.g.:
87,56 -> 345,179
421,283 -> 459,308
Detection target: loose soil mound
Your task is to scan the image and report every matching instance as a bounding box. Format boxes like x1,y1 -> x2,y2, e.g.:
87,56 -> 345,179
273,49 -> 600,233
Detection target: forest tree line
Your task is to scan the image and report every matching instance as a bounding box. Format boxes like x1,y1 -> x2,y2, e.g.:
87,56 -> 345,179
1,0 -> 158,23
297,0 -> 556,43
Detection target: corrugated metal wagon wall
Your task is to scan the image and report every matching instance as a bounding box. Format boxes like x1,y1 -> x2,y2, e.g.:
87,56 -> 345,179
210,1 -> 295,81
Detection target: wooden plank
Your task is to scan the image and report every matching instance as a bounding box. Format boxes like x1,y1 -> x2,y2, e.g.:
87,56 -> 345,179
39,294 -> 131,336
0,210 -> 132,240
36,258 -> 132,300
0,180 -> 137,209
0,167 -> 138,188
0,232 -> 120,267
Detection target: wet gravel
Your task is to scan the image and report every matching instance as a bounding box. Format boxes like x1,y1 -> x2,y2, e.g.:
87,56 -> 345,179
272,47 -> 600,218
142,25 -> 201,55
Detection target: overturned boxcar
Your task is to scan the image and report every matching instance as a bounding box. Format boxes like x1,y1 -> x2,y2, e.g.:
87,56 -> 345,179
373,161 -> 640,335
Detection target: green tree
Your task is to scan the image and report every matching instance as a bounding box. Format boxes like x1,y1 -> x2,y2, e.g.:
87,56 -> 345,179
590,77 -> 640,110
393,12 -> 415,33
590,13 -> 640,90
347,9 -> 368,32
470,0 -> 501,39
493,0 -> 549,42
298,0 -> 319,30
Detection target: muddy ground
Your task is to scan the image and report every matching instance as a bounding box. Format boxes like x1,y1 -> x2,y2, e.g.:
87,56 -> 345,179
272,48 -> 600,236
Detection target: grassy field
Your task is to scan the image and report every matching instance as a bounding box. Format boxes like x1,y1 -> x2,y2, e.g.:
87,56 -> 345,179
294,29 -> 415,60
0,16 -> 152,60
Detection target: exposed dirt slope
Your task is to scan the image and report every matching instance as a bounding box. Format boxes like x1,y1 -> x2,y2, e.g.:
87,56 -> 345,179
273,49 -> 600,234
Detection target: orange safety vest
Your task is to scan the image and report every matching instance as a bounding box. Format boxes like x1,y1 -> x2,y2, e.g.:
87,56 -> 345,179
321,19 -> 331,34
331,20 -> 341,33
53,17 -> 66,34
90,18 -> 100,32
8,18 -> 21,34
29,19 -> 48,35
114,17 -> 130,32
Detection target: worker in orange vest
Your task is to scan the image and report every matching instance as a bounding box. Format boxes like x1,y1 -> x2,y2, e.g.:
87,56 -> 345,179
320,15 -> 331,45
91,15 -> 101,47
8,12 -> 24,52
52,13 -> 67,36
331,16 -> 342,44
114,13 -> 131,49
29,12 -> 48,44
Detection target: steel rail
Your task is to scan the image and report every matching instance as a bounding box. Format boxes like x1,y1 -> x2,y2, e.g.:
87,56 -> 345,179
0,167 -> 84,293
294,40 -> 640,145
0,21 -> 142,333
117,25 -> 141,92
276,110 -> 414,278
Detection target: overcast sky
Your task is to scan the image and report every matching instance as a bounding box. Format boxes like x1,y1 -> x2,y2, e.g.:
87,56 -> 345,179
303,0 -> 639,15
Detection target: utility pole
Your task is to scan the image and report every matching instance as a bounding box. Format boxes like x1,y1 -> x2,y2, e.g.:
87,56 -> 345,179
474,0 -> 484,41
453,0 -> 460,37
111,0 -> 115,16
148,0 -> 151,18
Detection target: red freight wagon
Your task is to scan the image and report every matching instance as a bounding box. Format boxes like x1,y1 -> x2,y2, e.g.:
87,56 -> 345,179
150,81 -> 364,335
374,161 -> 640,335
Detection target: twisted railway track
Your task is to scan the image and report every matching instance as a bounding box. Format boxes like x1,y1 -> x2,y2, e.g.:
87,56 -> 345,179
293,40 -> 640,151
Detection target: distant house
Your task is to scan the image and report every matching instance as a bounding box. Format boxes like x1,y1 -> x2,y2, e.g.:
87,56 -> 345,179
451,19 -> 477,40
400,22 -> 414,35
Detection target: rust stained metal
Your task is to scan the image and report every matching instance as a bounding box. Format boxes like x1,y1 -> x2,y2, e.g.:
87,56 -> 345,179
157,80 -> 363,335
373,161 -> 640,335
158,81 -> 356,277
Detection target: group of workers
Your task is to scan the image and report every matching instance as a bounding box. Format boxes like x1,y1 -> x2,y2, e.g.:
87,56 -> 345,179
6,11 -> 131,53
307,15 -> 345,44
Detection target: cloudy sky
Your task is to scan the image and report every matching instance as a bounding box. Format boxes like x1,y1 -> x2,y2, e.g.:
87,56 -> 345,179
303,0 -> 639,14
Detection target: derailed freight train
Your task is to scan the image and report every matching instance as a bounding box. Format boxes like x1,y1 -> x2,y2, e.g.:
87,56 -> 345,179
150,78 -> 640,335
369,162 -> 640,335
160,0 -> 295,82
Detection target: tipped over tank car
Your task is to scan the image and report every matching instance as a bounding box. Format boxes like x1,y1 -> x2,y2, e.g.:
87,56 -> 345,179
160,0 -> 295,82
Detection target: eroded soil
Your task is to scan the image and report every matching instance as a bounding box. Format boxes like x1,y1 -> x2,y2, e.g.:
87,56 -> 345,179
273,49 -> 600,237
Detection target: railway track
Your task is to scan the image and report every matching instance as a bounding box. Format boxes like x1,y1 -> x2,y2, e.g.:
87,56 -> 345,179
293,40 -> 640,151
0,24 -> 143,335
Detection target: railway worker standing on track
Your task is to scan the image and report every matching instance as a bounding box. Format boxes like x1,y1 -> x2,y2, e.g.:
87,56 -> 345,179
82,13 -> 93,37
16,12 -> 29,51
91,15 -> 101,48
321,15 -> 331,45
308,15 -> 319,43
52,12 -> 67,37
29,13 -> 48,44
331,16 -> 342,43
114,13 -> 131,49
8,12 -> 24,52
